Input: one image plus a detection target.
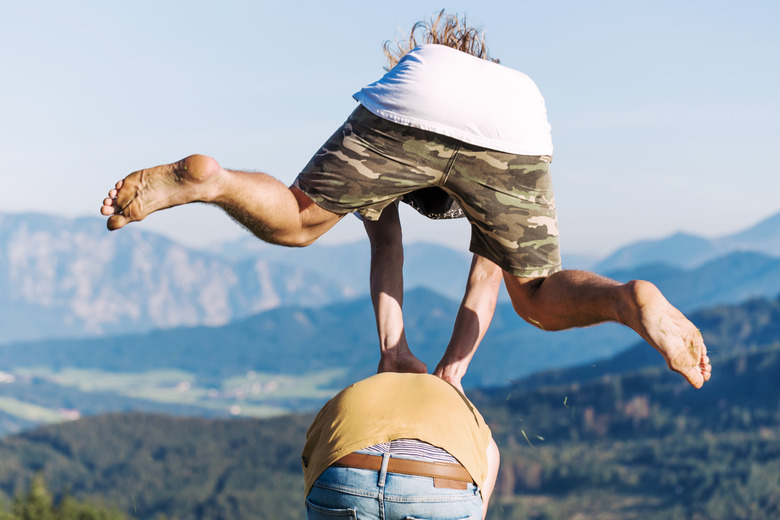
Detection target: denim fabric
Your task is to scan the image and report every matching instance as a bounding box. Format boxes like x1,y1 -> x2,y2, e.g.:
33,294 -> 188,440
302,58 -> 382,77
306,454 -> 482,520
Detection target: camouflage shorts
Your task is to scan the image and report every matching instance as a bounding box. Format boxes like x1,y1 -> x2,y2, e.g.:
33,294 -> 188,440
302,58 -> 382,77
295,106 -> 561,277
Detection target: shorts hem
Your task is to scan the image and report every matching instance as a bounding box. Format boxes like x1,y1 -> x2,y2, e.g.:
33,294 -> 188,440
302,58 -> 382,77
505,263 -> 563,278
294,177 -> 356,216
470,244 -> 562,278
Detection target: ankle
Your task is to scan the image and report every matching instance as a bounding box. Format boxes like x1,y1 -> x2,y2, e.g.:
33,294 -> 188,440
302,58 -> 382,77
617,279 -> 657,327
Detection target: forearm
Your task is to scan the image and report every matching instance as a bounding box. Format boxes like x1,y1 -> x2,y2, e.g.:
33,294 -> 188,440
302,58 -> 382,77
369,243 -> 406,352
435,255 -> 502,387
481,437 -> 500,519
364,203 -> 407,353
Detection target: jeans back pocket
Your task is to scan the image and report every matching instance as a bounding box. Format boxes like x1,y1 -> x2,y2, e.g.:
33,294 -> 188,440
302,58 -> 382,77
306,498 -> 358,519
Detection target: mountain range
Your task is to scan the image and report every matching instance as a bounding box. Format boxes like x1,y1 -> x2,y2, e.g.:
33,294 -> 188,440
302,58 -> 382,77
1,209 -> 779,347
0,288 -> 636,388
1,210 -> 779,389
0,212 -> 473,345
0,213 -> 354,344
4,278 -> 780,398
593,211 -> 780,271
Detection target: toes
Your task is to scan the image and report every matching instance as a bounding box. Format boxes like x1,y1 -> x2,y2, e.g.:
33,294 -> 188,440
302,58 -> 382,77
106,214 -> 130,231
686,375 -> 704,389
685,369 -> 705,389
102,183 -> 122,216
101,197 -> 118,213
698,353 -> 712,384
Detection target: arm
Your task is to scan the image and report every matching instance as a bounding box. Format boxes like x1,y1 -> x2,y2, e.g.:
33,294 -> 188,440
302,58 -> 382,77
363,203 -> 427,374
434,254 -> 503,391
481,437 -> 501,519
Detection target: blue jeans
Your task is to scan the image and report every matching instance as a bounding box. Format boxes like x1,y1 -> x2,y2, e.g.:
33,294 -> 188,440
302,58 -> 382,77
306,453 -> 483,520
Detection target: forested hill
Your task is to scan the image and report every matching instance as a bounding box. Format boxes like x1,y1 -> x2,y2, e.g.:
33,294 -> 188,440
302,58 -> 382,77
0,296 -> 779,519
0,412 -> 314,520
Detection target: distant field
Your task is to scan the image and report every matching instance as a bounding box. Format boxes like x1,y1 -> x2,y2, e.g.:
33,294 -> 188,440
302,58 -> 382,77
0,396 -> 63,423
6,366 -> 348,428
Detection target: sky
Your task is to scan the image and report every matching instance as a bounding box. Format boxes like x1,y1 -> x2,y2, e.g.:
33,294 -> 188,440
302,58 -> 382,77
1,0 -> 777,258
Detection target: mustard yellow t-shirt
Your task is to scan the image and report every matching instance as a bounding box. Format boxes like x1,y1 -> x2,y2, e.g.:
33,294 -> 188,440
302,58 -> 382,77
301,373 -> 492,495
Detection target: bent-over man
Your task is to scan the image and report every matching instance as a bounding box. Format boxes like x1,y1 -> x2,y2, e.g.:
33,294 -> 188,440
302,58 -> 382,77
302,373 -> 500,519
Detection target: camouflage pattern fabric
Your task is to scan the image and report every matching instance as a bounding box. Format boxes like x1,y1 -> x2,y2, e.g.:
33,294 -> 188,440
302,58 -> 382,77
295,106 -> 561,277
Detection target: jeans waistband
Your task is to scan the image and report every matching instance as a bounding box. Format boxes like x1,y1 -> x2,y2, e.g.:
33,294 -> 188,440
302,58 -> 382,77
332,452 -> 472,489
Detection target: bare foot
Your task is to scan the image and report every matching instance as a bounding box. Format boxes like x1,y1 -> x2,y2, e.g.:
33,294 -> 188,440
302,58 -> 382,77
377,351 -> 427,375
625,280 -> 712,389
100,154 -> 222,230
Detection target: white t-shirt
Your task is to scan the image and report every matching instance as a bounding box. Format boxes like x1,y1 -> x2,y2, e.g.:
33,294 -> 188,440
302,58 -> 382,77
353,44 -> 553,156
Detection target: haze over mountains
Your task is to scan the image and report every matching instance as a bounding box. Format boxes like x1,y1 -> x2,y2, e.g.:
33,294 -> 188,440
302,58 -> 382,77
0,209 -> 776,413
0,213 -> 356,343
0,212 -> 473,344
1,209 -> 779,346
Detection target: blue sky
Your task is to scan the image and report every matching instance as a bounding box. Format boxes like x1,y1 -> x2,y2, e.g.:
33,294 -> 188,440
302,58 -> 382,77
1,0 -> 777,258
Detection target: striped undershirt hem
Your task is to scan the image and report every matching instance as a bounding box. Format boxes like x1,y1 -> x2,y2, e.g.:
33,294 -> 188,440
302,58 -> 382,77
358,439 -> 459,464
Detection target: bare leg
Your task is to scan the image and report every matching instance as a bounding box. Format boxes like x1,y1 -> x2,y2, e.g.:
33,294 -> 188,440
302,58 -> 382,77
101,154 -> 342,246
504,271 -> 713,388
433,255 -> 503,392
364,203 -> 427,374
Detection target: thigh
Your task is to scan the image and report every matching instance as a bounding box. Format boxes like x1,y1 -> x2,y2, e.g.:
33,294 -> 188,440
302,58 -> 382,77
444,147 -> 562,278
295,106 -> 460,221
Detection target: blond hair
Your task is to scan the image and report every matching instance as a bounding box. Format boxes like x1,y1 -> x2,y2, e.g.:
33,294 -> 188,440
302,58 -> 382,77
383,10 -> 499,70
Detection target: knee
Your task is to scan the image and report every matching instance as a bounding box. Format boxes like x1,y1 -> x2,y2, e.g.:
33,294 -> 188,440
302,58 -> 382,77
504,276 -> 553,329
273,233 -> 317,248
262,222 -> 320,247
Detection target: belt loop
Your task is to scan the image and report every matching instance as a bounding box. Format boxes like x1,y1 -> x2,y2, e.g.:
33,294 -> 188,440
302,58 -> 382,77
378,453 -> 390,488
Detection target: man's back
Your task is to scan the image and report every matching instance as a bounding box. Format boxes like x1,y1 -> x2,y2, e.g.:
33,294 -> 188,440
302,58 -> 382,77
302,373 -> 499,519
302,372 -> 492,495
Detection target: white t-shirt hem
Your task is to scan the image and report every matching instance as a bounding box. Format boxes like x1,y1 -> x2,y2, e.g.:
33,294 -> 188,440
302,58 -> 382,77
356,97 -> 553,156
